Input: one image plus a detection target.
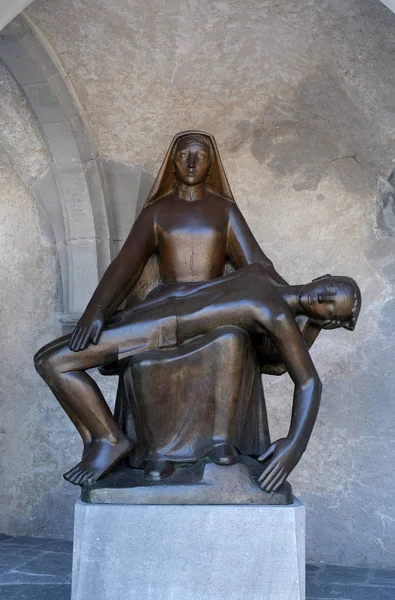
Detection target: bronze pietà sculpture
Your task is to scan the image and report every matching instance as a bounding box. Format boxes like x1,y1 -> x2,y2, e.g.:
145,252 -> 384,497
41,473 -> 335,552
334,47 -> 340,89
34,131 -> 361,497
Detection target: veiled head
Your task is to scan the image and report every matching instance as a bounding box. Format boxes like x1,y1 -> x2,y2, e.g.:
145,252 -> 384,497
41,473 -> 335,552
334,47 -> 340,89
143,131 -> 235,207
173,135 -> 213,186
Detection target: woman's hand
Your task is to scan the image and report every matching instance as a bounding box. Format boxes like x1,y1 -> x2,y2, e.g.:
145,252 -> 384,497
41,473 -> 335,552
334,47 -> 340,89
258,437 -> 304,493
69,306 -> 106,352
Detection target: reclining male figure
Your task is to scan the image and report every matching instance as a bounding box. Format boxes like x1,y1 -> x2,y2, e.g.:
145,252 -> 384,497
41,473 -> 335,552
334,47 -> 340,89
35,264 -> 361,490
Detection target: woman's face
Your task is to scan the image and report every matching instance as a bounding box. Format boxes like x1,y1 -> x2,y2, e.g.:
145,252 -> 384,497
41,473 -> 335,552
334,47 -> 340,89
173,138 -> 212,186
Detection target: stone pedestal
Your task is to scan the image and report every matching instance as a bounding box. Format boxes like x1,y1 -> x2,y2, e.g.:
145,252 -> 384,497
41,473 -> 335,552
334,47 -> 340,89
71,499 -> 305,600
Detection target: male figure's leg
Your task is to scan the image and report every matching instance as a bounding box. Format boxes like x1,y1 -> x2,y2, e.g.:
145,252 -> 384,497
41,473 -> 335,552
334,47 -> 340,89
34,312 -> 176,486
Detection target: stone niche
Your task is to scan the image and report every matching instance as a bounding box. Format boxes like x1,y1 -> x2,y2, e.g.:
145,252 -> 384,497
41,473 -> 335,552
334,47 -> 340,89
0,0 -> 395,569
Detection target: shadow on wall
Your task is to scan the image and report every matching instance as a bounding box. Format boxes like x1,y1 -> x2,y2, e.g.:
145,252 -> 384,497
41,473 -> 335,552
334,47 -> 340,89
228,64 -> 394,198
377,169 -> 395,236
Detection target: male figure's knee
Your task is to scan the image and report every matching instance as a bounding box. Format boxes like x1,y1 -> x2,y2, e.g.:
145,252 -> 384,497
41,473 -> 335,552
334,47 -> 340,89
34,347 -> 55,379
34,339 -> 53,368
221,326 -> 250,346
34,350 -> 46,376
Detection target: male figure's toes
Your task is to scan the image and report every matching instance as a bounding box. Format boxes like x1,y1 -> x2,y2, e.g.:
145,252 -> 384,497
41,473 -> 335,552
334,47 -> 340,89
68,470 -> 83,484
74,470 -> 88,486
63,470 -> 74,483
63,466 -> 83,485
64,466 -> 78,478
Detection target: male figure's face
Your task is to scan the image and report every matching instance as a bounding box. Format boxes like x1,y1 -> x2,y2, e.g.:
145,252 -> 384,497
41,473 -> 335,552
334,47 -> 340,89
299,277 -> 355,323
173,138 -> 212,186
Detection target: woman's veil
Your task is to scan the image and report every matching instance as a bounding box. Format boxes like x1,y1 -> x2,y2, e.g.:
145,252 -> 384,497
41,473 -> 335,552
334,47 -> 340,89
143,130 -> 235,207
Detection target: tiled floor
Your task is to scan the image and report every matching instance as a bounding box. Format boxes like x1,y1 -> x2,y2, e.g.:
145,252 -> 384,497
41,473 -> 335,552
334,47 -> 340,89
0,533 -> 394,599
0,534 -> 72,599
306,562 -> 395,599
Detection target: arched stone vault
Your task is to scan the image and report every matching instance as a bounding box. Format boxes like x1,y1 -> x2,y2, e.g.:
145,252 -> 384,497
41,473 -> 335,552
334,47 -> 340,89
0,14 -> 110,319
0,0 -> 35,32
0,13 -> 153,326
1,0 -> 395,566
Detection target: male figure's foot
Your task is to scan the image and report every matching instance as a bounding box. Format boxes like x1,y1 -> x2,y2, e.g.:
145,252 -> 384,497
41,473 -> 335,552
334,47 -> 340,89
144,460 -> 175,480
208,443 -> 239,465
63,436 -> 134,487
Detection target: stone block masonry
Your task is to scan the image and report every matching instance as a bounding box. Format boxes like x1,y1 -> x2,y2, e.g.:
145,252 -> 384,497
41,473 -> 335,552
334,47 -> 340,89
72,500 -> 305,600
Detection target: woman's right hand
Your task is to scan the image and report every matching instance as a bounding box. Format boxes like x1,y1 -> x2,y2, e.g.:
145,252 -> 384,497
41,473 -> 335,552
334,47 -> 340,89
69,305 -> 106,352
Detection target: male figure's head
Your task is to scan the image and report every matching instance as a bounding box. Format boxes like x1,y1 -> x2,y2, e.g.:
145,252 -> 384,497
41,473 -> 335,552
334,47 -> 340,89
173,134 -> 213,186
299,275 -> 361,330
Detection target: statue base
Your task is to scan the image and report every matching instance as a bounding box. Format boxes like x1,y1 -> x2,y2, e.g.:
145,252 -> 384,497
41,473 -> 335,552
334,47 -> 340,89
71,498 -> 305,600
82,457 -> 294,505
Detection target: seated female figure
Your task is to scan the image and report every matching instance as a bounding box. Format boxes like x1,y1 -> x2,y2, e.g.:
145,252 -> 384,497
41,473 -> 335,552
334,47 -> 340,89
34,131 -> 361,491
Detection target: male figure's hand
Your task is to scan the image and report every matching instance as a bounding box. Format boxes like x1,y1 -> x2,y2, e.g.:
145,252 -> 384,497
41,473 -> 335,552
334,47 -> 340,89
258,438 -> 303,492
69,306 -> 106,352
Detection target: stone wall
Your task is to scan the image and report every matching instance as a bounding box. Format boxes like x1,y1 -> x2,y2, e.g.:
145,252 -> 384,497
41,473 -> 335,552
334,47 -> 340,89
0,62 -> 73,535
0,0 -> 394,566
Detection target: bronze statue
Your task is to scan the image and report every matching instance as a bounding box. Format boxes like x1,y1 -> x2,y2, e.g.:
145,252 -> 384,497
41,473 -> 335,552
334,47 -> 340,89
34,131 -> 361,494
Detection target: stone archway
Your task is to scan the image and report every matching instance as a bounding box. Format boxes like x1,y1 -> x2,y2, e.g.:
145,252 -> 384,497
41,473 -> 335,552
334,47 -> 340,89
0,0 -> 35,32
0,14 -> 112,323
0,13 -> 153,327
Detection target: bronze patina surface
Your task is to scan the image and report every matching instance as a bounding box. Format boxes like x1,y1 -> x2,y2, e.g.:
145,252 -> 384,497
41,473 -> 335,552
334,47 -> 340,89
35,131 -> 361,499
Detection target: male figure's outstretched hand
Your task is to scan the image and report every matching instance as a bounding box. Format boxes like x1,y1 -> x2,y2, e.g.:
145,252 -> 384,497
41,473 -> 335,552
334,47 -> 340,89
258,437 -> 304,493
69,306 -> 106,352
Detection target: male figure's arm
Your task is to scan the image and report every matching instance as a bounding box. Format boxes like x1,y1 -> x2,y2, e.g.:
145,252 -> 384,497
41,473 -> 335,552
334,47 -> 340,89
227,204 -> 288,285
69,205 -> 157,351
258,312 -> 322,492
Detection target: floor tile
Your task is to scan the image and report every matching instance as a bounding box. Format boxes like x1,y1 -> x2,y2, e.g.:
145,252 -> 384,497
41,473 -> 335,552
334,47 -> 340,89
0,535 -> 13,543
317,564 -> 370,584
306,563 -> 321,573
307,581 -> 395,600
1,537 -> 52,548
0,572 -> 61,584
38,540 -> 73,554
16,552 -> 72,578
0,584 -> 71,599
370,568 -> 395,586
0,548 -> 45,558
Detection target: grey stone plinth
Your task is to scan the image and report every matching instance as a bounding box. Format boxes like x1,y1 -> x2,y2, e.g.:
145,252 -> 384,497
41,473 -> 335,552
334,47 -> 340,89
72,499 -> 305,600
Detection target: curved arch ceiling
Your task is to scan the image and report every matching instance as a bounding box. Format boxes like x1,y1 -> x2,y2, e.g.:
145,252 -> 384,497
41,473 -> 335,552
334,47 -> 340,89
0,13 -> 111,319
380,0 -> 395,12
0,0 -> 35,32
1,0 -> 394,33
